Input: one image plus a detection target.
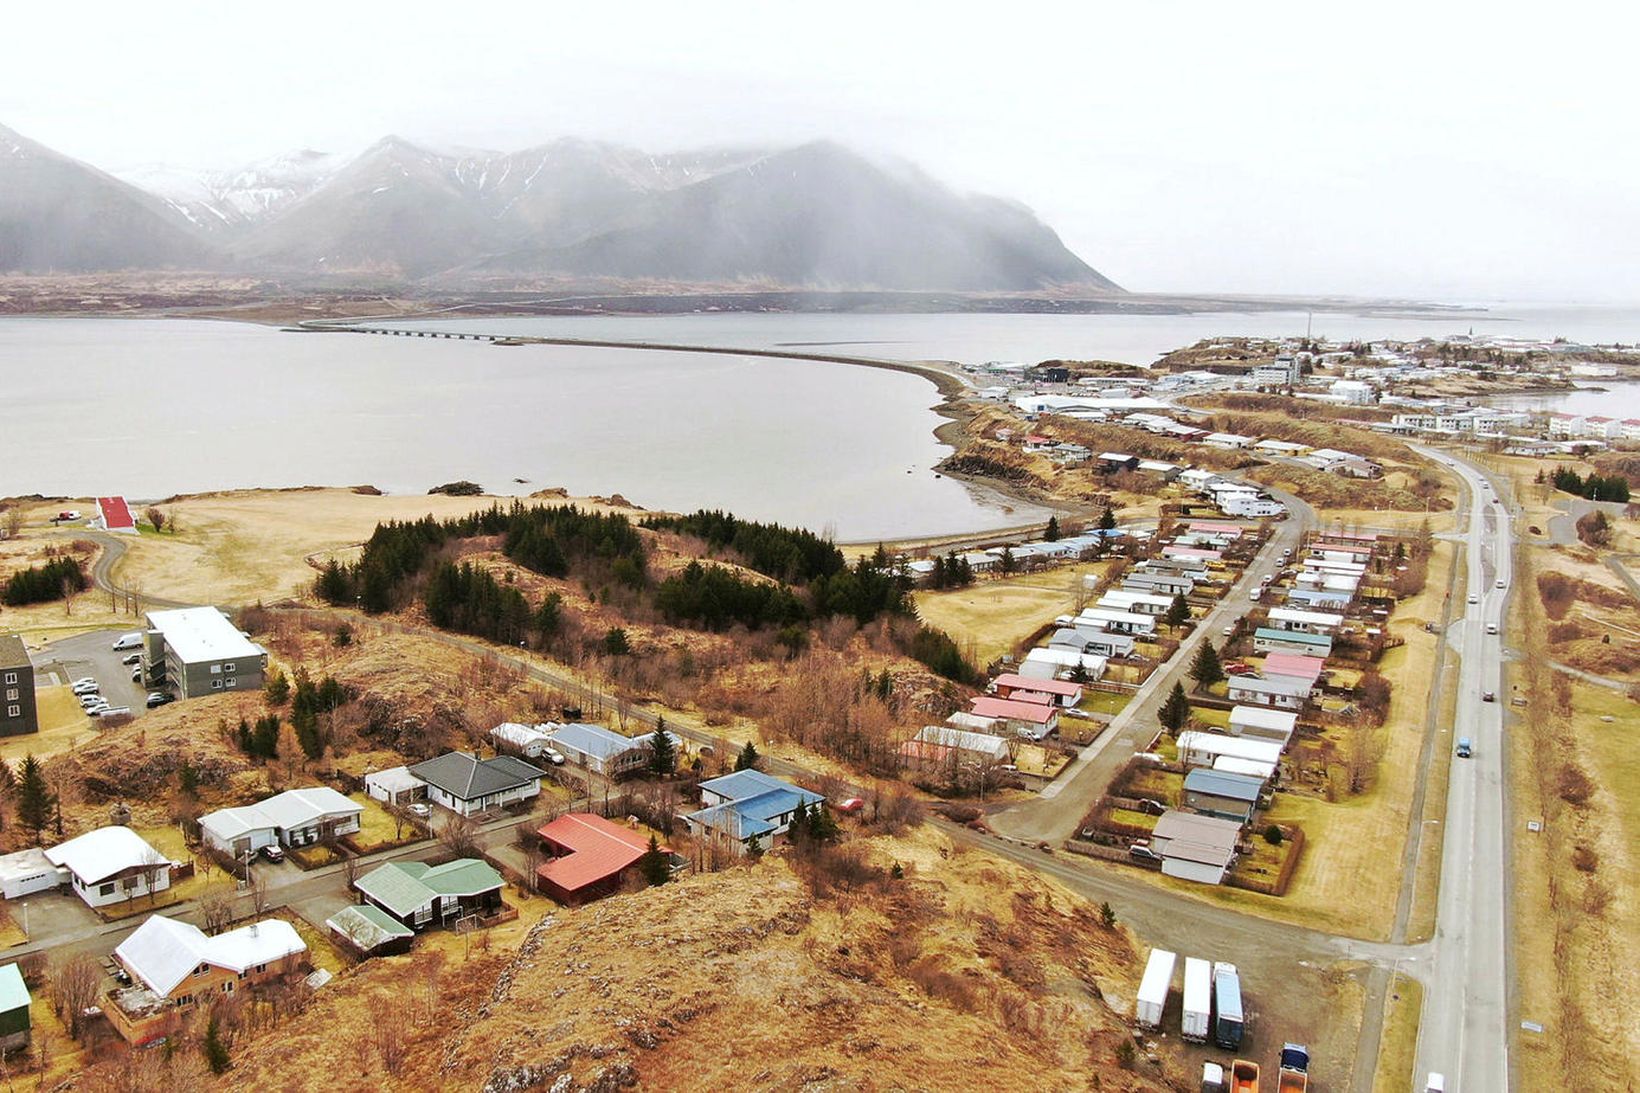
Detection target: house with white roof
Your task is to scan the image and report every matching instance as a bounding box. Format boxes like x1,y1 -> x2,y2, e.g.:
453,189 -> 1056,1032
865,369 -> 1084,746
1203,432 -> 1254,449
142,606 -> 268,700
899,725 -> 1012,771
1267,606 -> 1345,635
44,826 -> 171,908
1227,705 -> 1298,746
110,914 -> 308,1043
548,723 -> 681,779
1226,674 -> 1311,710
198,786 -> 363,858
1177,731 -> 1284,770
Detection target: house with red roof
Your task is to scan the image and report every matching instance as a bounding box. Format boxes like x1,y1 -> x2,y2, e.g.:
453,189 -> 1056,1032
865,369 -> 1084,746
96,496 -> 137,534
535,813 -> 662,905
969,695 -> 1059,740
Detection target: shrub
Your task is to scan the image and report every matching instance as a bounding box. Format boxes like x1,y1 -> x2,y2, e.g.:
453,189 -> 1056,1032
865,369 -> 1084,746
1264,824 -> 1284,846
2,556 -> 86,606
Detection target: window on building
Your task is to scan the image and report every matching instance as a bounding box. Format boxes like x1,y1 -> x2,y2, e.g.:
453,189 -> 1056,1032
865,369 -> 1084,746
211,664 -> 221,674
5,688 -> 16,701
195,964 -> 209,977
255,963 -> 266,973
211,680 -> 223,690
225,678 -> 237,688
99,882 -> 115,896
2,672 -> 14,684
223,662 -> 236,672
222,980 -> 234,994
5,706 -> 17,719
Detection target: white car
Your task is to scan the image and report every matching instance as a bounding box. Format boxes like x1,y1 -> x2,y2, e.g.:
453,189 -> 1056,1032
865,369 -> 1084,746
542,747 -> 566,766
91,706 -> 131,718
121,653 -> 141,666
1467,595 -> 1478,605
72,682 -> 101,697
79,695 -> 106,709
111,634 -> 143,651
71,677 -> 98,690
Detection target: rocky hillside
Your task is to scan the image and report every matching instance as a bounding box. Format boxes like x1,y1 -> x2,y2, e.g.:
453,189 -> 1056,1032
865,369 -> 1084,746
217,829 -> 1171,1091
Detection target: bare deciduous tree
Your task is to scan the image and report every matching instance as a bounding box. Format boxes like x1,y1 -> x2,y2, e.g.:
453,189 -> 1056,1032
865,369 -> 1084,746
436,814 -> 480,859
369,996 -> 407,1074
199,886 -> 234,935
144,507 -> 167,533
249,869 -> 270,917
48,953 -> 101,1040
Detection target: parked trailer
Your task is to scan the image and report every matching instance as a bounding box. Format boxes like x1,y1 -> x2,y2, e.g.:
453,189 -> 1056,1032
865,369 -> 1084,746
1135,948 -> 1177,1028
1213,960 -> 1245,1049
1182,957 -> 1212,1041
1200,1062 -> 1227,1093
1275,1043 -> 1310,1092
1229,1059 -> 1260,1093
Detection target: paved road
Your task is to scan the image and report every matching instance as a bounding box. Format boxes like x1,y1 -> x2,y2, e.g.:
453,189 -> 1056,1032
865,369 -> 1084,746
1409,445 -> 1514,1093
989,485 -> 1315,844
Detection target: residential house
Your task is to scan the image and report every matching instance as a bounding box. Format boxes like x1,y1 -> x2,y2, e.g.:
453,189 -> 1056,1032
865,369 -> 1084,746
1019,647 -> 1110,680
1047,627 -> 1134,660
990,673 -> 1084,708
1122,571 -> 1194,597
1261,652 -> 1327,688
1226,674 -> 1311,710
547,722 -> 683,779
489,721 -> 557,758
0,964 -> 29,1053
1219,495 -> 1285,518
1075,607 -> 1156,636
109,915 -> 307,1044
44,826 -> 170,909
1186,521 -> 1244,538
1228,705 -> 1298,746
354,858 -> 506,930
1266,607 -> 1345,635
1176,731 -> 1284,771
969,696 -> 1060,740
0,634 -> 37,738
683,770 -> 825,854
1149,811 -> 1243,885
1212,755 -> 1278,782
1253,439 -> 1309,456
141,606 -> 268,700
1253,627 -> 1334,658
1203,432 -> 1254,449
1137,459 -> 1181,480
536,813 -> 661,905
1097,590 -> 1176,617
899,725 -> 1012,772
406,752 -> 545,816
1183,769 -> 1265,823
1097,452 -> 1140,472
198,786 -> 363,858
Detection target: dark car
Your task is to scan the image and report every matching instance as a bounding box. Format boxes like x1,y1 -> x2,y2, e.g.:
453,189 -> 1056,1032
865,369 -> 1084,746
1482,691 -> 1496,703
260,845 -> 285,864
1129,842 -> 1163,863
145,692 -> 173,708
1135,798 -> 1167,816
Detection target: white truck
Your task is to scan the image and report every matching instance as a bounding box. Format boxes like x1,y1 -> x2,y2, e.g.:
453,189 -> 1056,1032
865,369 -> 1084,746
1135,947 -> 1176,1028
1182,956 -> 1212,1041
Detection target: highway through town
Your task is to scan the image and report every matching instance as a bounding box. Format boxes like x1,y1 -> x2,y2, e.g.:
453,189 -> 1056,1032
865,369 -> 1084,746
1409,445 -> 1515,1093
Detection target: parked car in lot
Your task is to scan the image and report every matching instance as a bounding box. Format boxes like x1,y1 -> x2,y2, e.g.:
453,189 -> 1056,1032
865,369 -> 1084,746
78,693 -> 105,708
90,706 -> 131,718
112,633 -> 143,651
1135,798 -> 1167,816
130,668 -> 144,682
408,802 -> 431,818
145,692 -> 173,708
260,845 -> 285,863
56,510 -> 82,522
541,747 -> 566,766
1129,842 -> 1163,863
121,653 -> 141,666
71,677 -> 99,692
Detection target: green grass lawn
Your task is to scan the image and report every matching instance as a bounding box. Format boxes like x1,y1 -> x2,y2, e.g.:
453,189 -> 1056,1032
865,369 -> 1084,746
1189,706 -> 1231,729
1108,808 -> 1158,832
1079,690 -> 1134,716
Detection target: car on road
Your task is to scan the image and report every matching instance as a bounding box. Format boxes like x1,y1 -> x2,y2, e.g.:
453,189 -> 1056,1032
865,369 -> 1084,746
1495,579 -> 1505,588
1456,738 -> 1472,759
1482,691 -> 1496,702
145,692 -> 173,708
260,845 -> 285,864
408,802 -> 431,818
1467,595 -> 1478,604
1486,623 -> 1498,635
121,653 -> 141,666
1222,625 -> 1235,637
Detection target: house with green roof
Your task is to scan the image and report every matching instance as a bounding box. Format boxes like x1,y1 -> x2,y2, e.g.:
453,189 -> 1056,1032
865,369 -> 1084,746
0,963 -> 30,1052
326,903 -> 416,958
353,857 -> 505,930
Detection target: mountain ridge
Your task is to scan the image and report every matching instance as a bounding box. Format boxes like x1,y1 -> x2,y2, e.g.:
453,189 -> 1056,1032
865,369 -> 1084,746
1,124 -> 1119,291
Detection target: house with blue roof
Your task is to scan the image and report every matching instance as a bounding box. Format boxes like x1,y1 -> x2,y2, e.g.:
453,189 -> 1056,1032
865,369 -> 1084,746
1182,768 -> 1264,823
683,769 -> 825,854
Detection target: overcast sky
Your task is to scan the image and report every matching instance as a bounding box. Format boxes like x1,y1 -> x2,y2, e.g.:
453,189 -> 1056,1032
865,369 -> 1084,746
5,1 -> 1637,301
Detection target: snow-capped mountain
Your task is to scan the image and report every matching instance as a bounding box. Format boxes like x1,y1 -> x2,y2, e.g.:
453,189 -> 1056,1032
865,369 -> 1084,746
3,123 -> 1117,291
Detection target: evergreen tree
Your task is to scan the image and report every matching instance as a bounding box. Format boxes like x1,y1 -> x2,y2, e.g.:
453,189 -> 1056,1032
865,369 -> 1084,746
649,718 -> 676,776
999,546 -> 1017,575
203,1013 -> 231,1074
1164,592 -> 1190,628
263,668 -> 290,706
1098,506 -> 1117,532
787,801 -> 810,846
15,756 -> 53,841
810,803 -> 839,843
1043,516 -> 1061,542
178,760 -> 200,796
602,627 -> 631,656
639,834 -> 670,886
1158,682 -> 1191,735
735,740 -> 760,771
1189,642 -> 1226,687
745,834 -> 764,859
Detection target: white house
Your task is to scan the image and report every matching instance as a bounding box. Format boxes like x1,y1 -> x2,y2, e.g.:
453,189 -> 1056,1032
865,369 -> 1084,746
1076,607 -> 1156,636
1150,811 -> 1243,885
1227,705 -> 1298,746
1267,607 -> 1345,635
548,723 -> 681,779
1176,731 -> 1284,770
489,721 -> 557,758
1203,432 -> 1254,449
1226,674 -> 1311,710
363,766 -> 426,807
198,787 -> 363,858
1019,647 -> 1109,681
0,848 -> 64,899
1220,495 -> 1285,519
44,827 -> 171,909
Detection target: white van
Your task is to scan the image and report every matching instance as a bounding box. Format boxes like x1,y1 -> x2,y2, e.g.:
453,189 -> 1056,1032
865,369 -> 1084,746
1425,1074 -> 1445,1093
112,632 -> 143,651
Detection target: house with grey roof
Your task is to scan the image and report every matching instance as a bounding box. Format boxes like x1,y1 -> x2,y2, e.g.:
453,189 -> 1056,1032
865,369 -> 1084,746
406,752 -> 545,816
353,857 -> 505,930
1225,673 -> 1312,710
548,723 -> 681,779
684,770 -> 825,855
1183,768 -> 1265,823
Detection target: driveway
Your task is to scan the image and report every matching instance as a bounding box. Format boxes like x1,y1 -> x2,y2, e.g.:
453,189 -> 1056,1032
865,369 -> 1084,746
33,628 -> 151,717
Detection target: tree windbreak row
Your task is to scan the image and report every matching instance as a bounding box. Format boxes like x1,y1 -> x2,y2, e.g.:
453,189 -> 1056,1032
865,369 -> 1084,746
641,509 -> 846,584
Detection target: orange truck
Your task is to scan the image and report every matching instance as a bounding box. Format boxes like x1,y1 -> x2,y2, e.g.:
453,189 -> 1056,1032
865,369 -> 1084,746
1230,1059 -> 1260,1093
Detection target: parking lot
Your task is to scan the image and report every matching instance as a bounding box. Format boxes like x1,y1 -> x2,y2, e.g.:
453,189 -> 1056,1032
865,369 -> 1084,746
33,628 -> 153,718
